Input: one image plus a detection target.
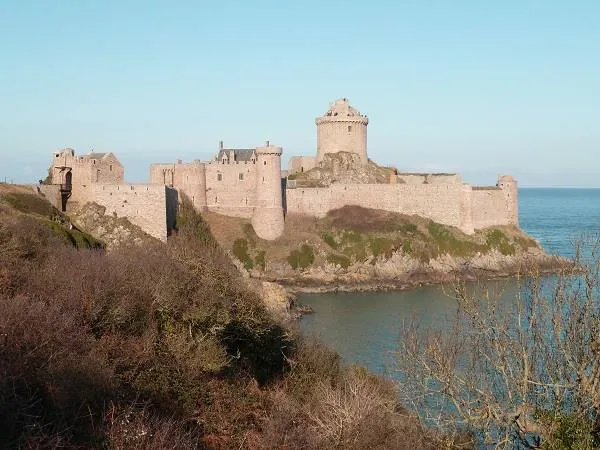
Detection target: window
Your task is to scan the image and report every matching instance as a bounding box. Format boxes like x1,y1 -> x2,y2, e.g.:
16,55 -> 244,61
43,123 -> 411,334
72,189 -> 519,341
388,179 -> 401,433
347,125 -> 352,132
217,173 -> 222,181
109,164 -> 113,171
238,173 -> 244,181
263,161 -> 267,165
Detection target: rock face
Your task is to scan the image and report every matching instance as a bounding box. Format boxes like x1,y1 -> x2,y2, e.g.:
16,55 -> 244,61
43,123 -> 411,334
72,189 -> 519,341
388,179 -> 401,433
260,246 -> 563,292
69,202 -> 158,250
291,152 -> 395,187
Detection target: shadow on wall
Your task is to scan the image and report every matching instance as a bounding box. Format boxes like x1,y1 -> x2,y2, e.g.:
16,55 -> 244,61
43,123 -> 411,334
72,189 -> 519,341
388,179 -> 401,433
281,177 -> 287,217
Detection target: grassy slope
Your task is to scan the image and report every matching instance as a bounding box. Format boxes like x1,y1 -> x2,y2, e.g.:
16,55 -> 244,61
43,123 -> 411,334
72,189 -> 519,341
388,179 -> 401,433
0,183 -> 104,249
204,205 -> 539,275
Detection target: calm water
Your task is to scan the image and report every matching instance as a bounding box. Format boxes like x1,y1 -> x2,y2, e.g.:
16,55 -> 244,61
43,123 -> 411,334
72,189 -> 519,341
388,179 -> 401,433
299,188 -> 600,373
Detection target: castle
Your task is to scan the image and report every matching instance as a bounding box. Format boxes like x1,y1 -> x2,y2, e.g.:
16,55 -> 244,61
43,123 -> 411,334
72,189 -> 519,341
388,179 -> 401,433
43,98 -> 518,241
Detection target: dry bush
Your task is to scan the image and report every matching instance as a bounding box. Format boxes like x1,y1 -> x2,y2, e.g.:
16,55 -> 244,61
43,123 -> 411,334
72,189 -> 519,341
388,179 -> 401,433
103,402 -> 201,450
0,201 -> 457,448
397,239 -> 600,448
259,337 -> 446,450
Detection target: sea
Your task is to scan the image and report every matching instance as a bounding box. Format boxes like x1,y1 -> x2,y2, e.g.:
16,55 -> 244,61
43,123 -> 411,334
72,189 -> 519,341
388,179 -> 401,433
298,188 -> 600,375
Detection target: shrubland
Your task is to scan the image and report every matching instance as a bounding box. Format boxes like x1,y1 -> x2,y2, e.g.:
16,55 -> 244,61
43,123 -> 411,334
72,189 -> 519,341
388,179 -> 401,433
396,239 -> 600,449
0,190 -> 446,449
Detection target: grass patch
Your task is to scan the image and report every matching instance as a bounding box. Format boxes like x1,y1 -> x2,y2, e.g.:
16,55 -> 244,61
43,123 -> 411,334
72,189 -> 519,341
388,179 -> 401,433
2,192 -> 59,217
326,253 -> 351,269
322,232 -> 338,249
233,238 -> 254,270
288,244 -> 315,270
486,229 -> 516,256
255,250 -> 266,270
242,223 -> 258,247
42,220 -> 104,249
427,221 -> 485,258
402,239 -> 412,254
368,237 -> 394,258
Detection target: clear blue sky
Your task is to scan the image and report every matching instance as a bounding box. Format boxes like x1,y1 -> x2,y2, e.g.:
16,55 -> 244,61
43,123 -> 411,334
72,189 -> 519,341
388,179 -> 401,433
1,1 -> 598,186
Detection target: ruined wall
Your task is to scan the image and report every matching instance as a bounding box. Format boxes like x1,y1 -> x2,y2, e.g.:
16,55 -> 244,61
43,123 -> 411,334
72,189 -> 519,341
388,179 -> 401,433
286,183 -> 471,232
288,156 -> 317,176
205,160 -> 258,218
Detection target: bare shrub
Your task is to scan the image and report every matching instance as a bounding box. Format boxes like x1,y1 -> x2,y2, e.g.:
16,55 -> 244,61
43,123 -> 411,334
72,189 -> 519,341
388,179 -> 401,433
397,240 -> 600,448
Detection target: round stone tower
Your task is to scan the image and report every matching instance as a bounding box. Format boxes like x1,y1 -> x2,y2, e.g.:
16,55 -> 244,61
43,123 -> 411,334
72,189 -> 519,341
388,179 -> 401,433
316,98 -> 369,164
251,142 -> 285,240
181,161 -> 208,212
498,175 -> 519,226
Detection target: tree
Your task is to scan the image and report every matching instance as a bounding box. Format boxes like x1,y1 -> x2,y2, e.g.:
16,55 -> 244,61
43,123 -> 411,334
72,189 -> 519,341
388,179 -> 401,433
396,240 -> 600,448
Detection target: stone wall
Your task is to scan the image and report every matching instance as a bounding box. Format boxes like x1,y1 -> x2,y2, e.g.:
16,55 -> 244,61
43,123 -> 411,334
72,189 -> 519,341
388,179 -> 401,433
150,162 -> 207,210
316,119 -> 368,164
287,156 -> 317,176
74,184 -> 174,241
37,184 -> 61,210
286,183 -> 471,232
205,160 -> 258,218
471,187 -> 512,229
51,149 -> 124,186
286,179 -> 516,234
396,173 -> 462,185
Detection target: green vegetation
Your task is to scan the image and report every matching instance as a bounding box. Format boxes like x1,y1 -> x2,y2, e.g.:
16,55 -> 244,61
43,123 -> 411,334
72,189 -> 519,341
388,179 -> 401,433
242,222 -> 258,247
255,250 -> 266,270
0,189 -> 104,250
175,194 -> 216,246
3,191 -> 61,218
233,238 -> 254,270
485,228 -> 516,256
327,253 -> 351,268
368,236 -> 394,258
322,231 -> 338,249
41,219 -> 104,249
288,244 -> 315,269
427,220 -> 486,258
313,207 -> 536,266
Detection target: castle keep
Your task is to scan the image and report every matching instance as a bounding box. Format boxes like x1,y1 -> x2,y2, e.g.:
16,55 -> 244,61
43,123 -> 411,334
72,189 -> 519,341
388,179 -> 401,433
44,98 -> 518,241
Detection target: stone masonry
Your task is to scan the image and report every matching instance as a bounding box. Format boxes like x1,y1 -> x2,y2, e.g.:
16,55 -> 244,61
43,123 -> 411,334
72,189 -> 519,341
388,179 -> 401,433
45,148 -> 177,242
44,98 -> 518,243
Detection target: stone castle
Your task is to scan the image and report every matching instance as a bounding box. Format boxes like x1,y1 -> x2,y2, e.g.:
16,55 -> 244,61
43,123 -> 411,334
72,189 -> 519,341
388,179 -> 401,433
42,98 -> 518,241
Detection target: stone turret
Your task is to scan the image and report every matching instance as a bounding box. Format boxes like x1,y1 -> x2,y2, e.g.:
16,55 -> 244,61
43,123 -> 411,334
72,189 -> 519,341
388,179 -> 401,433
498,175 -> 518,226
251,142 -> 284,240
316,98 -> 369,164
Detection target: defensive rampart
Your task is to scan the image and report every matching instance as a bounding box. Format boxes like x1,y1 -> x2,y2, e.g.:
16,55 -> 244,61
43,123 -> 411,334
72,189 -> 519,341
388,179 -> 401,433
286,181 -> 516,234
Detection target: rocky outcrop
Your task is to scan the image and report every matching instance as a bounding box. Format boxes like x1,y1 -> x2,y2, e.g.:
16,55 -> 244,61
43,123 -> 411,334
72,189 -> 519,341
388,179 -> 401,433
265,247 -> 566,293
291,152 -> 395,187
69,202 -> 158,250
